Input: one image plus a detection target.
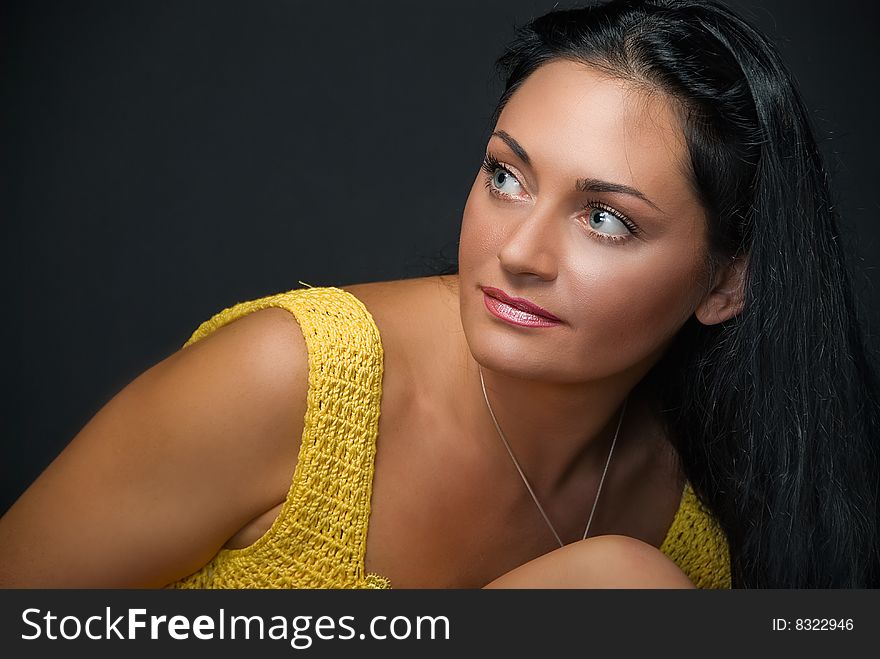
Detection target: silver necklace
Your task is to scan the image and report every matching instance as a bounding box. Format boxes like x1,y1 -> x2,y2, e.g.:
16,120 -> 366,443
478,364 -> 628,548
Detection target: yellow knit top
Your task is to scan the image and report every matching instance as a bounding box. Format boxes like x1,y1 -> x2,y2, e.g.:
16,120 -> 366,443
164,284 -> 732,590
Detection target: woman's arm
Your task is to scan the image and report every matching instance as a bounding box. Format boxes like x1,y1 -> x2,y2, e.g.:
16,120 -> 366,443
0,307 -> 309,588
483,535 -> 696,589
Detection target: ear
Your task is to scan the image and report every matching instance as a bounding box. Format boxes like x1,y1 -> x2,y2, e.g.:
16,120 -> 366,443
694,253 -> 748,326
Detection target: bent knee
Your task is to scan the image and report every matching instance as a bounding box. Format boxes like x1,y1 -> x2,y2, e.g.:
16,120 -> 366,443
583,534 -> 696,588
484,534 -> 695,589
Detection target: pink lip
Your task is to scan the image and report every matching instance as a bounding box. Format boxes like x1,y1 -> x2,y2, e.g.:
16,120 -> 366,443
481,286 -> 562,326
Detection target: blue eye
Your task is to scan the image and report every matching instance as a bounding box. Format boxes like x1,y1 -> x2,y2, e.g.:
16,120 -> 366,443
588,207 -> 629,236
492,169 -> 520,193
480,150 -> 642,245
582,201 -> 641,244
481,153 -> 522,197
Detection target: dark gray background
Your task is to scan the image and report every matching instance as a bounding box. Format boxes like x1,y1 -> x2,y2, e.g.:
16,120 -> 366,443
3,0 -> 878,513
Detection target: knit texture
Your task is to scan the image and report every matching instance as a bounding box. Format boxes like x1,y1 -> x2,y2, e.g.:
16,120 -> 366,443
165,284 -> 731,589
660,482 -> 732,588
165,284 -> 390,589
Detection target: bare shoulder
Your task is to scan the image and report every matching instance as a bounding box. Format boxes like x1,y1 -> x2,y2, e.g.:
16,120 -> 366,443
483,535 -> 695,589
168,304 -> 314,530
0,304 -> 309,587
339,274 -> 460,358
339,274 -> 458,316
182,304 -> 308,404
177,304 -> 310,488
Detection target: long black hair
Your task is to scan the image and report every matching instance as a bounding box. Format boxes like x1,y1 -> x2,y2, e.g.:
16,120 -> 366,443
445,0 -> 880,587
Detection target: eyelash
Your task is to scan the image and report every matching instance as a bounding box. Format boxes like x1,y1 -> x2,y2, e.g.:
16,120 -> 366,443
480,152 -> 641,244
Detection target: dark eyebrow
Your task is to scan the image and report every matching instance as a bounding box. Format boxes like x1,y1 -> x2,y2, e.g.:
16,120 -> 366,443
492,130 -> 533,167
490,129 -> 664,213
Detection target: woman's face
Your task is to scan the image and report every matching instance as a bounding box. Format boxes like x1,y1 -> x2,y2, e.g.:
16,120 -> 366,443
458,59 -> 712,383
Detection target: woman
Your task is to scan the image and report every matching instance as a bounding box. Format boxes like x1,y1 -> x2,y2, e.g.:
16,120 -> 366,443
1,0 -> 877,589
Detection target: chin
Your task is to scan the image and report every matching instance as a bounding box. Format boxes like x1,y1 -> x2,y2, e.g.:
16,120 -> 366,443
465,326 -> 562,380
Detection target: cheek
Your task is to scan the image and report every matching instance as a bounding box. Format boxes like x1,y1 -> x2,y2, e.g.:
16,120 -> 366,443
458,178 -> 499,277
456,174 -> 708,378
566,243 -> 707,366
628,228 -> 710,333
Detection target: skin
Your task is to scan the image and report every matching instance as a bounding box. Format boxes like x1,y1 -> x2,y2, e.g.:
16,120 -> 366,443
0,59 -> 745,588
462,61 -> 742,586
483,534 -> 696,589
343,59 -> 746,586
456,59 -> 743,490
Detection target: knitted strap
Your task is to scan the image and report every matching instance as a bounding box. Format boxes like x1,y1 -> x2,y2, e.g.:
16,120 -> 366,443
278,286 -> 386,587
169,285 -> 387,588
659,481 -> 732,589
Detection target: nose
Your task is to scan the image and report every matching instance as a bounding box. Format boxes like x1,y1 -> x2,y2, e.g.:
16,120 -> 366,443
497,202 -> 560,281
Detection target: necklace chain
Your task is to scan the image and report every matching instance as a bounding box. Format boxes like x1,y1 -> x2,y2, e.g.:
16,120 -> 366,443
478,365 -> 628,548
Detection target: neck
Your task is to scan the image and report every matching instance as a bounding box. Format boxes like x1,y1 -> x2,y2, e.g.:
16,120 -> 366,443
444,328 -> 656,497
463,355 -> 646,495
430,273 -> 664,499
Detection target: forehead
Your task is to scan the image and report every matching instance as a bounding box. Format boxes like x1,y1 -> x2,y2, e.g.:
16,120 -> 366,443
497,59 -> 692,199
